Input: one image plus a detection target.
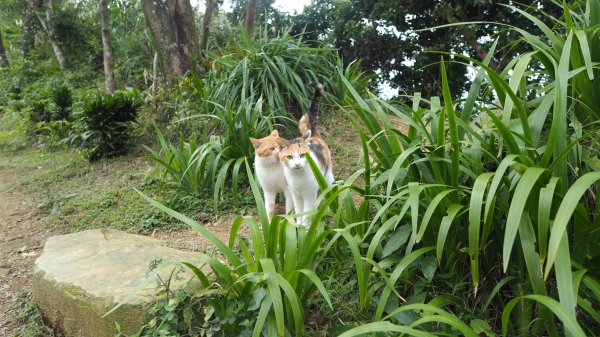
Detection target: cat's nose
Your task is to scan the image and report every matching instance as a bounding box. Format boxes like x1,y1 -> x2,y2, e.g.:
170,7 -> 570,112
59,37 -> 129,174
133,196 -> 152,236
295,163 -> 301,168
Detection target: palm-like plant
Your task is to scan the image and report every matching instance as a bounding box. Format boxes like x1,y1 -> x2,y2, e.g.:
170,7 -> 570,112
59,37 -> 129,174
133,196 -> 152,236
145,95 -> 286,210
208,27 -> 331,115
140,2 -> 599,335
137,161 -> 334,337
320,1 -> 600,335
207,26 -> 369,117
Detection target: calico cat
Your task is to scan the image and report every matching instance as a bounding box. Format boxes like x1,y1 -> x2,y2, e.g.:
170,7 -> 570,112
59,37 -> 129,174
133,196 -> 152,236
250,129 -> 294,220
279,82 -> 334,226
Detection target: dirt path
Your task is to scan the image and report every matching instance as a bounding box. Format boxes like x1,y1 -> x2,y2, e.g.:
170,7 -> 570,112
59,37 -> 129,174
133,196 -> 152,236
0,167 -> 58,336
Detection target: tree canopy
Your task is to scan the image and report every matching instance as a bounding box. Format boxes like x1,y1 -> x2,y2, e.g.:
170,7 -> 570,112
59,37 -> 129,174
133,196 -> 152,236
0,0 -> 574,100
292,0 -> 563,98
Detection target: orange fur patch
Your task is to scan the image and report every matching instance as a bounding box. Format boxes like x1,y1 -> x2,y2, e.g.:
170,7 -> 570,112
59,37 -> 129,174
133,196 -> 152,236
279,133 -> 332,171
250,130 -> 285,159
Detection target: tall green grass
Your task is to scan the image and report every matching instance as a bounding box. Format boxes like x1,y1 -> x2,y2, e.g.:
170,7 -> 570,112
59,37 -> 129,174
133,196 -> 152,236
145,95 -> 287,210
317,1 -> 600,335
139,2 -> 600,335
208,27 -> 368,115
136,160 -> 336,336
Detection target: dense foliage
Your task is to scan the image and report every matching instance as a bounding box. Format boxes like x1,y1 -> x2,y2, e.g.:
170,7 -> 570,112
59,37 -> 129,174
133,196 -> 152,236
1,0 -> 599,336
146,28 -> 368,211
133,1 -> 600,336
291,0 -> 566,99
81,90 -> 141,160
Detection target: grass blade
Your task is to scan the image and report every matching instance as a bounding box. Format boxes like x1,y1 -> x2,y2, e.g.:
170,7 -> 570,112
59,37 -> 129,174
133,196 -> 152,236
502,295 -> 586,337
337,321 -> 435,337
502,167 -> 546,272
545,172 -> 600,279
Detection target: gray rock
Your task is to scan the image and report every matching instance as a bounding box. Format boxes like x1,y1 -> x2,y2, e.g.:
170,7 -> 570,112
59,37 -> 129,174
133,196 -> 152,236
33,228 -> 208,337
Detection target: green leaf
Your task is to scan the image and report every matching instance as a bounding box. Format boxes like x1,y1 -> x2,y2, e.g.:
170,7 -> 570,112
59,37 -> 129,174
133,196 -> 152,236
382,225 -> 411,258
469,172 -> 494,291
470,319 -> 494,337
436,204 -> 464,264
375,246 -> 435,320
337,321 -> 434,337
421,255 -> 437,283
503,167 -> 546,272
545,173 -> 600,279
441,57 -> 460,187
388,303 -> 479,337
502,295 -> 586,337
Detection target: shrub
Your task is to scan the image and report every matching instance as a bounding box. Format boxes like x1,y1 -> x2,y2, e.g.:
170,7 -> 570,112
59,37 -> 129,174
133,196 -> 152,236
81,90 -> 141,161
27,100 -> 52,125
324,1 -> 600,335
132,162 -> 334,336
0,111 -> 28,153
145,95 -> 286,211
207,27 -> 369,117
145,127 -> 219,195
50,84 -> 72,121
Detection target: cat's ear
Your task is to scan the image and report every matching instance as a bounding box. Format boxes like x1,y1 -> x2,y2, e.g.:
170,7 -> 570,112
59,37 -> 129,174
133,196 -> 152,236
301,130 -> 312,140
250,137 -> 260,149
270,129 -> 279,137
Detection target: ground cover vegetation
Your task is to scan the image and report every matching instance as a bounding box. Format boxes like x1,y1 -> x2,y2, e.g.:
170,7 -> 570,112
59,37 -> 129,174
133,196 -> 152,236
0,0 -> 599,336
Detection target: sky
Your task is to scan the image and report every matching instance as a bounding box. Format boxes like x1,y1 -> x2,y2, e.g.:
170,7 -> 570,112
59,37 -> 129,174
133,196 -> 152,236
272,0 -> 312,14
193,0 -> 312,14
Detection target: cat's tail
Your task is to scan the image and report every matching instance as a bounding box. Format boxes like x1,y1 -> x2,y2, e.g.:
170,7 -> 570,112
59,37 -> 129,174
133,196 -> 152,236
299,82 -> 324,137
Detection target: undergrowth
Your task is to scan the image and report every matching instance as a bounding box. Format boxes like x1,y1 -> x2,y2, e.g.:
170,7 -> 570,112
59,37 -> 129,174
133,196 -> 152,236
8,290 -> 59,337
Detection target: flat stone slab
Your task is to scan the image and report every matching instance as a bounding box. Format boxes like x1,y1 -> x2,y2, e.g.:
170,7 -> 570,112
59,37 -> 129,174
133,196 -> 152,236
33,228 -> 206,337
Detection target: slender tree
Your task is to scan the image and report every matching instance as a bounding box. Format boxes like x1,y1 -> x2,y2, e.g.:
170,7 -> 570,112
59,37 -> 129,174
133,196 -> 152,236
141,0 -> 201,80
0,30 -> 9,67
199,0 -> 214,52
33,0 -> 67,71
99,0 -> 116,93
245,0 -> 257,34
21,0 -> 33,58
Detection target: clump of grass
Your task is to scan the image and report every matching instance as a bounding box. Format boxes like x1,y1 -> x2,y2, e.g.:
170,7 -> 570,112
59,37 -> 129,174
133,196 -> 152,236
81,90 -> 141,161
0,112 -> 29,153
8,290 -> 56,337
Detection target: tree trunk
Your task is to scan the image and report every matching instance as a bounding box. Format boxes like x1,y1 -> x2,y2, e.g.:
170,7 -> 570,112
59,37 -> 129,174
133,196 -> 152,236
152,51 -> 161,113
152,52 -> 159,94
100,0 -> 116,93
199,0 -> 214,52
141,0 -> 201,80
0,30 -> 9,67
245,0 -> 257,35
22,1 -> 34,58
33,0 -> 67,71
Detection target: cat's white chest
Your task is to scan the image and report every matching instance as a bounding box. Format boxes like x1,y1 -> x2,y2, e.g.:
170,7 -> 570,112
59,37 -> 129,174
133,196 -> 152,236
255,156 -> 286,192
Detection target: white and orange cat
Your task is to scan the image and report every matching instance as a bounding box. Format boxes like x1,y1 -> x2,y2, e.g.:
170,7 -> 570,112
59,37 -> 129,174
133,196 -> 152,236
279,82 -> 334,226
250,129 -> 293,220
251,82 -> 333,225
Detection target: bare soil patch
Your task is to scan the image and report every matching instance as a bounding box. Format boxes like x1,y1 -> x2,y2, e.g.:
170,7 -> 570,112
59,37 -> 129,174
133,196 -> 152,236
0,170 -> 53,336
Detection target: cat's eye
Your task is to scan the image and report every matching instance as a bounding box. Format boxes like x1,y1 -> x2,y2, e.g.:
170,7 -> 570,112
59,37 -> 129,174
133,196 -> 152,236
286,155 -> 293,160
299,153 -> 305,158
270,147 -> 276,151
